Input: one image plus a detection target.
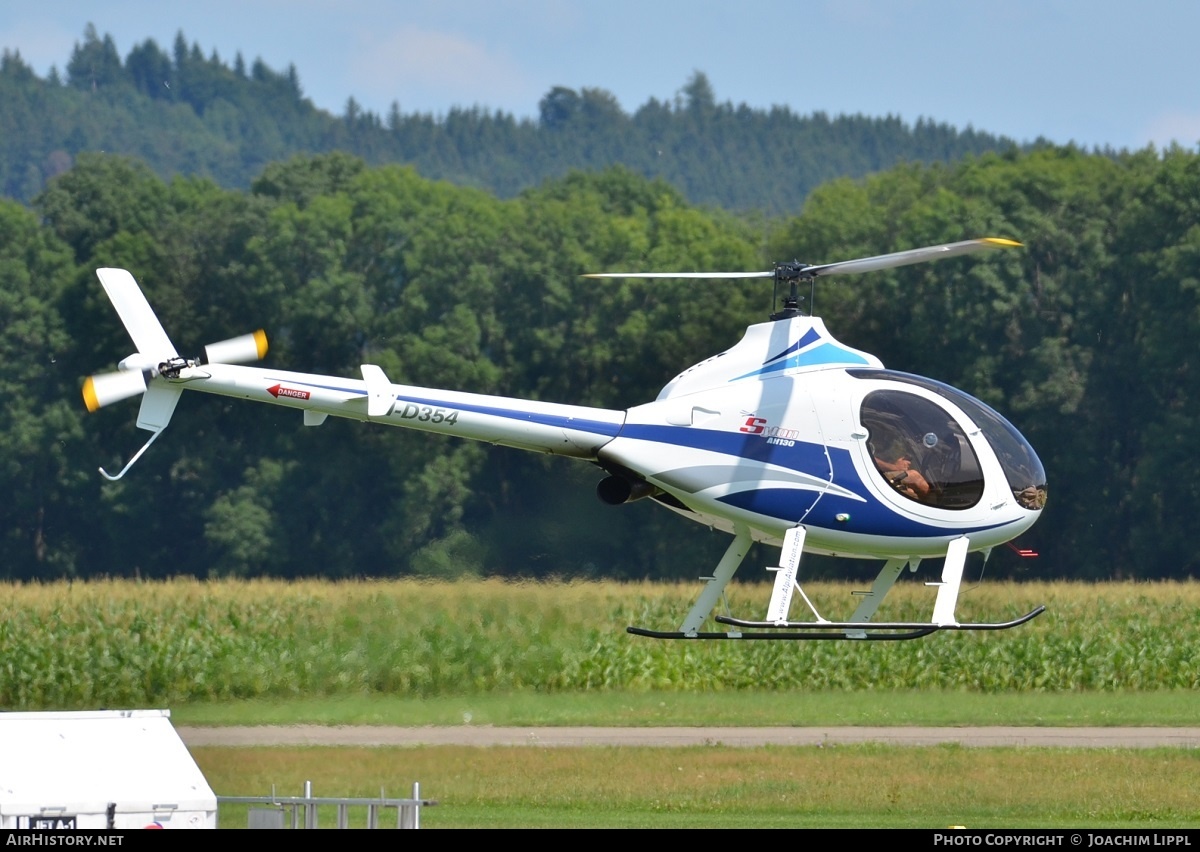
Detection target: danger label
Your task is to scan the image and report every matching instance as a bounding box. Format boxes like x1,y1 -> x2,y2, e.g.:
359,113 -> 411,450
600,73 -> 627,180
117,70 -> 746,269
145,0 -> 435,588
268,384 -> 311,400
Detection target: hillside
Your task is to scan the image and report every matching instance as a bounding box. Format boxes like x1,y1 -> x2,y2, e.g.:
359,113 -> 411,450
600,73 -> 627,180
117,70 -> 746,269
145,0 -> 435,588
0,25 -> 1024,215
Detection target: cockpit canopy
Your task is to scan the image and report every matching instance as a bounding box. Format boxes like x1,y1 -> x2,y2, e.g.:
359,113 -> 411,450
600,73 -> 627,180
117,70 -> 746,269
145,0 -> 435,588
851,369 -> 1047,512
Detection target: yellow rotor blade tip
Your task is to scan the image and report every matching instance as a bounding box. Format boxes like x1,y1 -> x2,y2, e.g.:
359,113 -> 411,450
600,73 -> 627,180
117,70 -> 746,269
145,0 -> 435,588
82,376 -> 100,412
983,237 -> 1023,248
254,329 -> 269,359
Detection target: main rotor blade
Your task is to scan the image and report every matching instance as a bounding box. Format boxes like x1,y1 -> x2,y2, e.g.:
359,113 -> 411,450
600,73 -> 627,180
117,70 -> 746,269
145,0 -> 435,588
580,238 -> 1020,283
82,370 -> 148,412
204,330 -> 268,365
581,271 -> 773,279
804,237 -> 1021,278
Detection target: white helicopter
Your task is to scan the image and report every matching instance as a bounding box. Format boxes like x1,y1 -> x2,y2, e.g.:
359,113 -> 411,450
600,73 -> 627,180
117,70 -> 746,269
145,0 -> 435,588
83,237 -> 1047,641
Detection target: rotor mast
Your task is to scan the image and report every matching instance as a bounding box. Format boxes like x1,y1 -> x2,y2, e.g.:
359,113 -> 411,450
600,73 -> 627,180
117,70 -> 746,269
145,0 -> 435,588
769,262 -> 818,321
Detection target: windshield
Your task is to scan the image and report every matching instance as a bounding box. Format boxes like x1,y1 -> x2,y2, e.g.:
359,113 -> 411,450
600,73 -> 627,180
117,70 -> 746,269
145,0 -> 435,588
861,389 -> 983,510
851,369 -> 1047,511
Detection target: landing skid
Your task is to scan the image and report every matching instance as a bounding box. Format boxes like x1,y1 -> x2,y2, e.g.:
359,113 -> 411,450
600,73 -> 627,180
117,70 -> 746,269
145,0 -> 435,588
629,606 -> 1045,641
715,605 -> 1045,635
629,524 -> 1046,641
626,626 -> 939,641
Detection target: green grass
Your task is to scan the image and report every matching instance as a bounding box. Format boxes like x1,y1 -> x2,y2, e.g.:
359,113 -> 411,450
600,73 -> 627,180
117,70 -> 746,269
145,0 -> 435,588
193,742 -> 1200,829
181,688 -> 1200,829
171,687 -> 1200,727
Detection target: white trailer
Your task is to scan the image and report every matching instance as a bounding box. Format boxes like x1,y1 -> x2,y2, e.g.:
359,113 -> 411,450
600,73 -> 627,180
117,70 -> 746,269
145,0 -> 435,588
0,709 -> 217,829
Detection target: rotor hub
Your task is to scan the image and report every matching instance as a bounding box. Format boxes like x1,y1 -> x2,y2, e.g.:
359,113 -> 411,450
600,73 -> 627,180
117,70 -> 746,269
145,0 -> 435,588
770,262 -> 817,320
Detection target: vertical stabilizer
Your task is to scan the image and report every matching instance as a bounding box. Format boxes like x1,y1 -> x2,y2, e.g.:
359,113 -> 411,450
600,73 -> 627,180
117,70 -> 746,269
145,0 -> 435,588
96,268 -> 178,361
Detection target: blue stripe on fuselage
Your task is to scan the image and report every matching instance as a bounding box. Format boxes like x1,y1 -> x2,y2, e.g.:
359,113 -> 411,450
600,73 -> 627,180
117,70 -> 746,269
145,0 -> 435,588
264,377 -> 624,438
745,342 -> 871,379
731,328 -> 870,381
766,327 -> 822,361
616,423 -> 830,471
717,488 -> 1010,537
617,423 -> 1010,537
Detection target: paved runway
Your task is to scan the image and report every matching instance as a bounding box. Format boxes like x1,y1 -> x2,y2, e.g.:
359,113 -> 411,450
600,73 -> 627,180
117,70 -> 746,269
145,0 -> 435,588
177,725 -> 1200,748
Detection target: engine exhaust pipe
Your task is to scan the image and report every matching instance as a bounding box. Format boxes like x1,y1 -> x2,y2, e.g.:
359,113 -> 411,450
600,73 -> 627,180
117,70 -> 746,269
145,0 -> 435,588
596,475 -> 661,505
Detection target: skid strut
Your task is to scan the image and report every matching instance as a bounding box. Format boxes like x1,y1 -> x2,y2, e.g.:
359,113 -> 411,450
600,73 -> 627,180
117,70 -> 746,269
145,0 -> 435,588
677,525 -> 753,636
628,529 -> 1046,641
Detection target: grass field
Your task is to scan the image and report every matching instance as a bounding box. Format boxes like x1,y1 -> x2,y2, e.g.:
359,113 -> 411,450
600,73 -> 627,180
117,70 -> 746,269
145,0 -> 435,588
5,578 -> 1200,828
172,687 -> 1200,727
192,740 -> 1200,829
181,690 -> 1200,828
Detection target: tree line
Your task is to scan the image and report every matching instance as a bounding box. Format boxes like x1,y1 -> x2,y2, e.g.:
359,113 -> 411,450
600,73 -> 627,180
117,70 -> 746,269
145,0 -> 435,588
3,143 -> 1200,583
0,25 -> 1026,215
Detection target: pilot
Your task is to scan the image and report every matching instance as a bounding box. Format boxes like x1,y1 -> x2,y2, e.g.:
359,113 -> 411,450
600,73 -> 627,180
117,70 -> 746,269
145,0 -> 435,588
874,453 -> 931,501
870,429 -> 932,501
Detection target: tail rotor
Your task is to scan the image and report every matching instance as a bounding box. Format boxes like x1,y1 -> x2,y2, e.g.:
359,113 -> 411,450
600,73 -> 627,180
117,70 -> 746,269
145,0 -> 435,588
204,330 -> 269,368
82,268 -> 268,478
82,369 -> 149,413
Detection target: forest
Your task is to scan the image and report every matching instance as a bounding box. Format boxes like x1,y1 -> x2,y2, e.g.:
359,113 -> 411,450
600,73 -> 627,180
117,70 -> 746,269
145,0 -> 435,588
4,143 -> 1200,583
2,26 -> 1198,584
0,25 -> 1024,215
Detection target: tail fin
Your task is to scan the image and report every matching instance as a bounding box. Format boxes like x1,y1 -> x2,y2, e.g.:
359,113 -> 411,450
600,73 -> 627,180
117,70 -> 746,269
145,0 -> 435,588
84,268 -> 269,480
96,268 -> 179,363
86,270 -> 182,479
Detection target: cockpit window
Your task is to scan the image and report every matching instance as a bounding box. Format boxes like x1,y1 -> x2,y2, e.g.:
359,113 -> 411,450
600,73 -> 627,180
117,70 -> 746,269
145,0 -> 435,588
851,369 -> 1047,511
861,389 -> 983,510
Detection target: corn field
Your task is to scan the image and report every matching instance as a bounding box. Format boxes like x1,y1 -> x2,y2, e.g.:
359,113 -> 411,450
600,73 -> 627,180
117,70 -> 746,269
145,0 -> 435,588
2,578 -> 1198,708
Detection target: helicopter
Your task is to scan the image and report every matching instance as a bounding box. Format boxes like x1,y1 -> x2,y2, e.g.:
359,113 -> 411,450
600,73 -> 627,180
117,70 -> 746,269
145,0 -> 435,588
82,237 -> 1047,640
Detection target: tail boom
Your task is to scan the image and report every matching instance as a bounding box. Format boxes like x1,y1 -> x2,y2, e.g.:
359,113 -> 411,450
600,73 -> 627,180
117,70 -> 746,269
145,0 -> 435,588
173,362 -> 625,460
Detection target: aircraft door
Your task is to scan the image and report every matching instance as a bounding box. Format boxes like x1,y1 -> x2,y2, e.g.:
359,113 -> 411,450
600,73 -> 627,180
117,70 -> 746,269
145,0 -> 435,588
857,388 -> 984,511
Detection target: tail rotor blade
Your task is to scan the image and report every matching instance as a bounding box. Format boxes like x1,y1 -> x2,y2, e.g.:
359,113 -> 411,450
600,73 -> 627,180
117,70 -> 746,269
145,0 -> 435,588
204,330 -> 268,365
82,370 -> 148,412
